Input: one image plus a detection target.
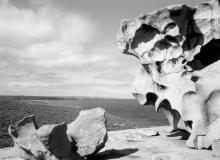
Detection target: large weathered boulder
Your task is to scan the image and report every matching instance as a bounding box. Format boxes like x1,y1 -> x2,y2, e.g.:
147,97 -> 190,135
67,107 -> 107,157
117,0 -> 220,151
8,108 -> 107,160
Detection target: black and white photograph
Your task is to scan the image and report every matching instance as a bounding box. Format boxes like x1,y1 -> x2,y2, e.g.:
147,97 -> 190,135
0,0 -> 220,159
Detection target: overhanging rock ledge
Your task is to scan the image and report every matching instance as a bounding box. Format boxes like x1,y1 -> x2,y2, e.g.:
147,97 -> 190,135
117,0 -> 220,150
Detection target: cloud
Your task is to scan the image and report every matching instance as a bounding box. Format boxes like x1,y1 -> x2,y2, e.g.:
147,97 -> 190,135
0,0 -> 97,67
0,0 -> 136,98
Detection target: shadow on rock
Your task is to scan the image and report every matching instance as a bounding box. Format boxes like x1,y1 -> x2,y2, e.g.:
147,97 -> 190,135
87,148 -> 139,160
167,129 -> 190,140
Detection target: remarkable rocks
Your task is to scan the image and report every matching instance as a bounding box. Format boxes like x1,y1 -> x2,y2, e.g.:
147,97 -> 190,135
117,0 -> 220,150
8,108 -> 107,160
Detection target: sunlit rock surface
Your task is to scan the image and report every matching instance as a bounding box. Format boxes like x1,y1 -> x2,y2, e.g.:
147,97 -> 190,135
1,126 -> 218,160
67,107 -> 107,156
117,0 -> 220,150
7,108 -> 107,160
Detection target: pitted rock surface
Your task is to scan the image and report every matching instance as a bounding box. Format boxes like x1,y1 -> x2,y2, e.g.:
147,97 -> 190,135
117,0 -> 220,149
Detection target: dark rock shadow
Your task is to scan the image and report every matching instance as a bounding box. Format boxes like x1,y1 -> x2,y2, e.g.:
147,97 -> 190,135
87,148 -> 139,160
167,129 -> 190,140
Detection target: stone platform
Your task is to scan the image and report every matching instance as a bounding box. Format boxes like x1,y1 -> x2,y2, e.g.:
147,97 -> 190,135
0,126 -> 218,160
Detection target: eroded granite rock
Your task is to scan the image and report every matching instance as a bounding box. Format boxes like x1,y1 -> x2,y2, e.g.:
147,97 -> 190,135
117,0 -> 220,150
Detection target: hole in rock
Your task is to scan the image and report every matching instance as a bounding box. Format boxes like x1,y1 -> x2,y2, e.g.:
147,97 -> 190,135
165,35 -> 178,44
157,99 -> 184,130
157,99 -> 171,111
156,61 -> 162,73
144,92 -> 158,105
182,59 -> 187,64
191,76 -> 199,82
184,120 -> 192,129
186,39 -> 220,70
163,22 -> 176,33
154,39 -> 172,50
131,24 -> 158,49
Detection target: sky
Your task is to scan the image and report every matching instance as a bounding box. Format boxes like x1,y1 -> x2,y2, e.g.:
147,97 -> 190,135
0,0 -> 206,98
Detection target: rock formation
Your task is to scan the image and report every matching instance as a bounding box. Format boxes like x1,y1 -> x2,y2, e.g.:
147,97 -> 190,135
117,0 -> 220,150
8,107 -> 107,160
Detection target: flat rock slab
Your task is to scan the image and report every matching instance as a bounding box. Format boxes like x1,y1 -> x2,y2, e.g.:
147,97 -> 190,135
0,147 -> 22,160
0,126 -> 218,160
93,126 -> 217,160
